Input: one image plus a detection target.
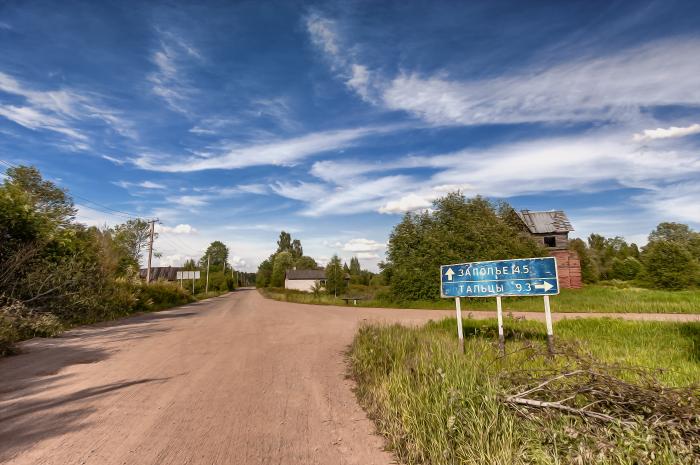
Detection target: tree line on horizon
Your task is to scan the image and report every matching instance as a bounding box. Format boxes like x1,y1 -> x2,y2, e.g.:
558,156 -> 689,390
255,231 -> 376,295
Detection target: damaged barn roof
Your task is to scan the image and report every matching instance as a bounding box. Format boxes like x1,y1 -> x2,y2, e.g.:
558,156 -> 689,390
516,210 -> 574,234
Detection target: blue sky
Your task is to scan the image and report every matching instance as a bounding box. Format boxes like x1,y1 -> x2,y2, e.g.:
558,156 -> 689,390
1,0 -> 700,271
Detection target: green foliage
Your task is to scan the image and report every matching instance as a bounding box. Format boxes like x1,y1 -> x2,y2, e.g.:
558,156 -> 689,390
276,231 -> 292,254
640,240 -> 700,290
112,219 -> 152,273
569,238 -> 599,283
200,240 -> 229,270
294,255 -> 317,269
350,319 -> 699,464
256,257 -> 273,288
0,165 -> 199,354
182,258 -> 197,270
384,193 -> 546,300
325,254 -> 347,296
610,256 -> 643,280
271,251 -> 293,287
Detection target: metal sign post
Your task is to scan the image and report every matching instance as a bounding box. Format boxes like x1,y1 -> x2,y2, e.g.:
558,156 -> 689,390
440,257 -> 559,355
496,296 -> 505,355
176,271 -> 201,296
455,297 -> 464,353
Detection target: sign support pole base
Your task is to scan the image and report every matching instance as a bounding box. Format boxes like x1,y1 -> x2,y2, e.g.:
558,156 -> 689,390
455,297 -> 464,354
496,296 -> 505,355
543,295 -> 554,357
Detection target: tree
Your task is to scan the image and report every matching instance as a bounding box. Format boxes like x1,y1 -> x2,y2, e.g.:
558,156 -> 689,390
291,239 -> 303,259
349,256 -> 361,276
569,238 -> 599,283
325,255 -> 347,297
182,259 -> 197,270
640,240 -> 699,289
294,255 -> 317,270
270,251 -> 293,287
384,193 -> 546,300
4,165 -> 76,227
610,257 -> 643,281
112,219 -> 153,269
256,257 -> 274,288
201,241 -> 229,270
276,231 -> 292,254
648,222 -> 700,259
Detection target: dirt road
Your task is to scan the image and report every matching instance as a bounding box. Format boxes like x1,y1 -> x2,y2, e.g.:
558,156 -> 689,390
0,289 -> 451,465
2,290 -> 697,465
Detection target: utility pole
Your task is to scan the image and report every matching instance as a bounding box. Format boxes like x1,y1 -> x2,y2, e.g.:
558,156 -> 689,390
205,254 -> 210,294
145,219 -> 158,284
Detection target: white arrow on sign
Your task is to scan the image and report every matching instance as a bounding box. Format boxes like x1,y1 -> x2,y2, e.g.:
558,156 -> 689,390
534,281 -> 554,292
445,268 -> 455,281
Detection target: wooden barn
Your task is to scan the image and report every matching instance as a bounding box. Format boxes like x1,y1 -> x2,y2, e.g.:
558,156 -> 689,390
516,210 -> 582,289
139,266 -> 183,283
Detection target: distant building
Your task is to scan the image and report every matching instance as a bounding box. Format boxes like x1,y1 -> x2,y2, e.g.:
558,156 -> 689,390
285,269 -> 327,292
284,268 -> 350,292
516,210 -> 582,289
139,266 -> 182,282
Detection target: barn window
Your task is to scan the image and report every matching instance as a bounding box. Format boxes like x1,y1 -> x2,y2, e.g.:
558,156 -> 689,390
544,236 -> 557,247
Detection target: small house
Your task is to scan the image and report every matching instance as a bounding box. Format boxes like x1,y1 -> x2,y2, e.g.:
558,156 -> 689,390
516,210 -> 582,289
284,268 -> 350,292
285,269 -> 327,292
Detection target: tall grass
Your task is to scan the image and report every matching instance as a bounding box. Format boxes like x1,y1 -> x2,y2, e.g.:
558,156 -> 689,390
262,285 -> 700,314
350,318 -> 700,464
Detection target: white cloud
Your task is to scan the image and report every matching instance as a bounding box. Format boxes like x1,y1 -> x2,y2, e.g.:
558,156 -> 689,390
633,123 -> 700,141
341,238 -> 385,252
114,180 -> 167,190
102,155 -> 127,165
270,181 -> 329,202
638,182 -> 700,224
139,180 -> 166,189
383,39 -> 700,126
148,32 -> 201,114
356,252 -> 380,260
305,13 -> 377,102
170,195 -> 209,206
306,13 -> 340,57
157,223 -> 198,234
0,71 -> 134,143
134,125 -> 399,172
296,127 -> 700,219
378,193 -> 432,214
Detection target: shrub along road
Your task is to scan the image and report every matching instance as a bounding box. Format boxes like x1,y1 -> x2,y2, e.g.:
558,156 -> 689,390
1,290 -> 698,465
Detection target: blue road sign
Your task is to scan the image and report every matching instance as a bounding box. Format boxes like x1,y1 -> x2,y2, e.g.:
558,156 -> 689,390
441,257 -> 559,298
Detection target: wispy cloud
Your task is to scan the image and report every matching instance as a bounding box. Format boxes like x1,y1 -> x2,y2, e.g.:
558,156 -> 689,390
341,238 -> 385,252
113,180 -> 166,190
305,13 -> 378,102
633,123 -> 700,141
298,128 -> 700,216
0,71 -> 135,143
134,125 -> 401,172
148,30 -> 202,114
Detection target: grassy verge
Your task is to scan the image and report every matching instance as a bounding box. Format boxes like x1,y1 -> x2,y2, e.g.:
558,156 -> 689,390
261,284 -> 700,314
350,318 -> 700,464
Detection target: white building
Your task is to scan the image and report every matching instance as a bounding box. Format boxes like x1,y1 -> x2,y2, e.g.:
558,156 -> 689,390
284,269 -> 327,292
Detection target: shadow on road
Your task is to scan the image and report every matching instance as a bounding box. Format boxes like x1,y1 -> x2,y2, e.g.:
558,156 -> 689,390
0,377 -> 170,462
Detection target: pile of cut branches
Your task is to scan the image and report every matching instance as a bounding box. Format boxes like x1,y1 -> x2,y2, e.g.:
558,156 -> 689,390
501,345 -> 700,461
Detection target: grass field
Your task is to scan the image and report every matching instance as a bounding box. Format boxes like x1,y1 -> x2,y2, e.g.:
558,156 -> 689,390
350,317 -> 700,464
262,284 -> 700,314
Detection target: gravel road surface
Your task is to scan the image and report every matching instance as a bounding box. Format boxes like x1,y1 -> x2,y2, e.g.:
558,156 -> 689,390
1,289 -> 696,464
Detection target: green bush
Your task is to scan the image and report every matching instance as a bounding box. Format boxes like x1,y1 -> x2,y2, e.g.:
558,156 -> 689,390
610,256 -> 643,280
641,241 -> 700,289
134,281 -> 194,312
1,297 -> 63,356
